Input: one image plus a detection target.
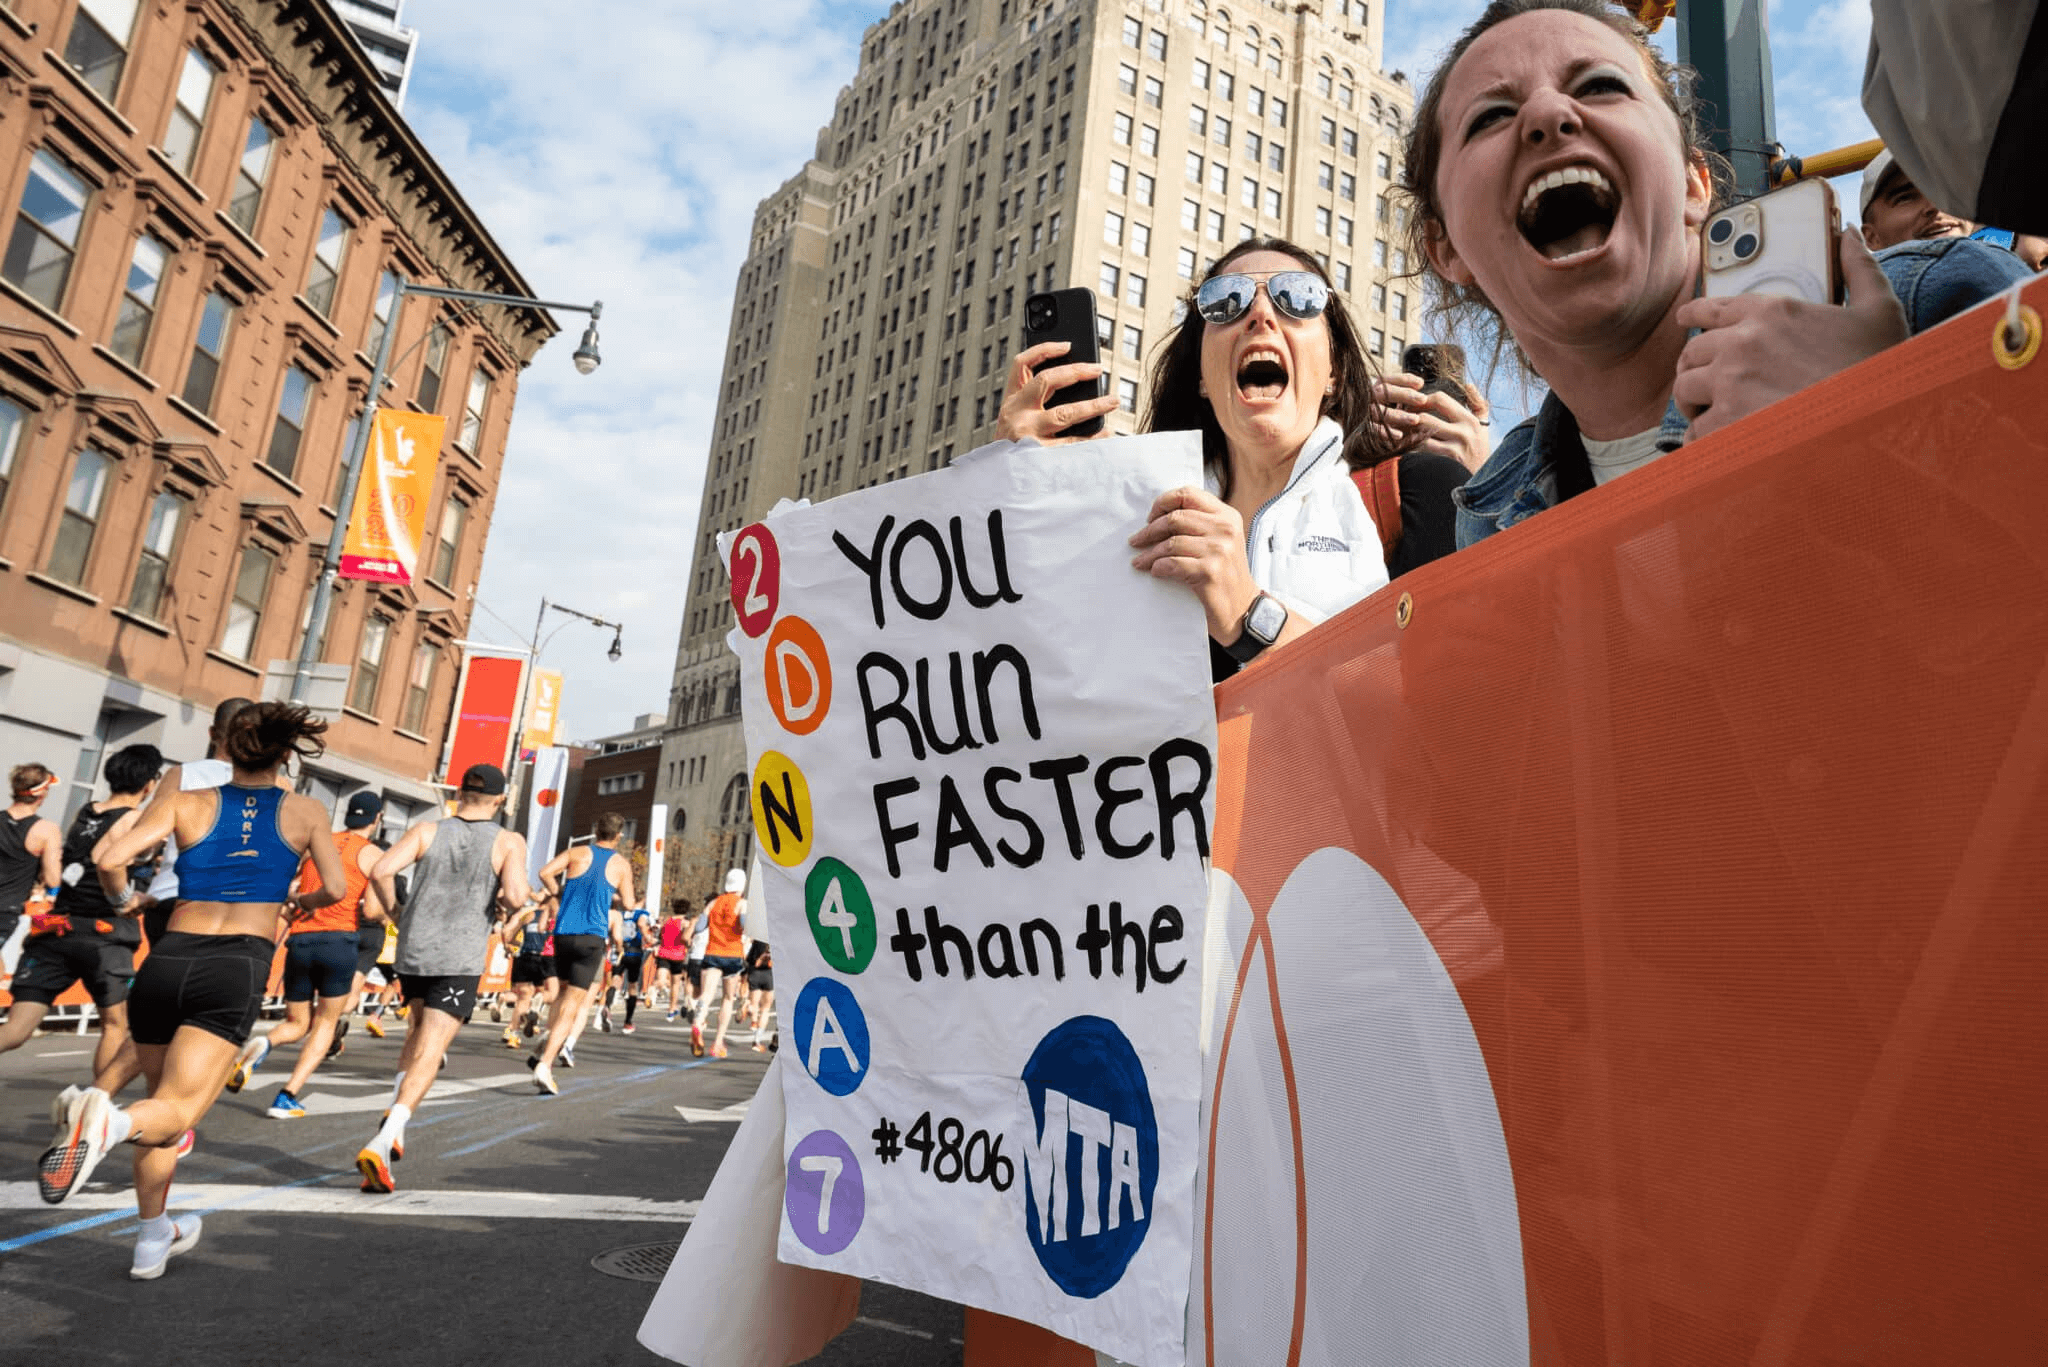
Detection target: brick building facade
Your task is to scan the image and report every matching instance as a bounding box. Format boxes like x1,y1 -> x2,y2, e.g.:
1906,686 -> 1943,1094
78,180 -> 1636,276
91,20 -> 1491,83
0,0 -> 550,826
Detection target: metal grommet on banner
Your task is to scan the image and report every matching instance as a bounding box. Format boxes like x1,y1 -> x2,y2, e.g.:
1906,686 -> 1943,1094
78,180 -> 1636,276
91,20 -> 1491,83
1395,591 -> 1413,629
1992,291 -> 2040,372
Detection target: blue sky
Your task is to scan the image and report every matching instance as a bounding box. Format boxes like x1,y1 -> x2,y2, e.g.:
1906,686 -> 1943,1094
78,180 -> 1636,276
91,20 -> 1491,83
399,0 -> 1875,740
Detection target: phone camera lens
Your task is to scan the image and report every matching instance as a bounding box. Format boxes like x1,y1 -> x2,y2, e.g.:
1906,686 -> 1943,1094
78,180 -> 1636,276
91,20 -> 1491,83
1708,218 -> 1735,245
1732,232 -> 1759,260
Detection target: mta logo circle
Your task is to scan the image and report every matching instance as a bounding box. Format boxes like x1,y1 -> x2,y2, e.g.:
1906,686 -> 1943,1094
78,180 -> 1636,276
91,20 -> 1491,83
1019,1015 -> 1159,1299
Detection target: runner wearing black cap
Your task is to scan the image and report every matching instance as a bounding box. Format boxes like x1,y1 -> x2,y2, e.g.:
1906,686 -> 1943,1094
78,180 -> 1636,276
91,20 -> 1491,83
229,790 -> 390,1117
354,764 -> 529,1191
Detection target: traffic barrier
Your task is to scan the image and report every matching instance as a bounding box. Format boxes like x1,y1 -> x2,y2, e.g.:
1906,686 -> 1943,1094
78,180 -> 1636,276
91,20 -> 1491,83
962,274 -> 2048,1365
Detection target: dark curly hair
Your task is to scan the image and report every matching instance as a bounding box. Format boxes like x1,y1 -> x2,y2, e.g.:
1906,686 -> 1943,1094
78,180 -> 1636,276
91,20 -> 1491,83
220,701 -> 328,773
1398,0 -> 1731,374
1142,236 -> 1392,502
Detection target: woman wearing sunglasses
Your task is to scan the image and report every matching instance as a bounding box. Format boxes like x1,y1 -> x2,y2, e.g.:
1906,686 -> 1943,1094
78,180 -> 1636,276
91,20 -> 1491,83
999,238 -> 1453,678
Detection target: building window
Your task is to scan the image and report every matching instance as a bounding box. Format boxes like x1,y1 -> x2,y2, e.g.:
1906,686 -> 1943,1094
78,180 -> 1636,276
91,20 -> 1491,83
1373,238 -> 1388,267
1184,151 -> 1203,185
1370,283 -> 1387,312
63,0 -> 138,103
1146,28 -> 1167,61
1122,16 -> 1142,46
304,208 -> 349,316
364,269 -> 399,359
1098,261 -> 1119,298
1108,160 -> 1128,196
266,365 -> 314,479
459,366 -> 491,449
400,641 -> 439,733
418,325 -> 449,411
162,48 -> 217,176
1245,130 -> 1262,163
1121,323 -> 1142,360
1339,172 -> 1357,201
1117,377 -> 1139,411
1125,273 -> 1146,307
1206,208 -> 1224,242
127,488 -> 187,620
1338,215 -> 1355,247
1240,177 -> 1257,209
108,234 -> 170,369
1192,59 -> 1209,90
1335,261 -> 1352,291
228,117 -> 274,234
1143,75 -> 1163,109
1264,186 -> 1282,217
1118,63 -> 1137,97
350,615 -> 390,714
1103,210 -> 1123,246
1369,327 -> 1386,356
1376,151 -> 1393,180
1342,128 -> 1359,158
1131,222 -> 1150,256
1139,124 -> 1159,157
1181,198 -> 1200,232
1320,116 -> 1337,147
220,544 -> 275,660
1112,112 -> 1132,145
1213,114 -> 1231,147
5,150 -> 91,314
1207,161 -> 1226,195
1268,142 -> 1286,172
181,290 -> 234,414
1315,206 -> 1331,237
1134,172 -> 1155,207
48,447 -> 111,586
0,398 -> 23,519
1176,245 -> 1196,280
1393,291 -> 1408,322
430,494 -> 468,585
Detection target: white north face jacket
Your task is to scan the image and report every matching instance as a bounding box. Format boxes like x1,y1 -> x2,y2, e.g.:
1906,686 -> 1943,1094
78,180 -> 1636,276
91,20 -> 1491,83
1206,416 -> 1390,627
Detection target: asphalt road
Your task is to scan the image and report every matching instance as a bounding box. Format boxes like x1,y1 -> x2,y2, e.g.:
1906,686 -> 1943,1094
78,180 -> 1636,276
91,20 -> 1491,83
0,1011 -> 962,1366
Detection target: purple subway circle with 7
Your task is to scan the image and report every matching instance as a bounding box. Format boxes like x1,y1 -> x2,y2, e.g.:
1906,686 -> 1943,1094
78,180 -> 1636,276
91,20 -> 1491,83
785,1129 -> 866,1256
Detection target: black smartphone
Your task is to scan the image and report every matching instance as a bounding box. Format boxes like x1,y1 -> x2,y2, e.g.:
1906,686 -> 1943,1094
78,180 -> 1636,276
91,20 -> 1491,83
1023,287 -> 1105,439
1400,342 -> 1469,404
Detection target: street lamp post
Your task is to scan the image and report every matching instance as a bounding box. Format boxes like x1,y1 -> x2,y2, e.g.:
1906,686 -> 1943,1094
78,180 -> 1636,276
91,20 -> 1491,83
504,596 -> 623,811
286,276 -> 604,707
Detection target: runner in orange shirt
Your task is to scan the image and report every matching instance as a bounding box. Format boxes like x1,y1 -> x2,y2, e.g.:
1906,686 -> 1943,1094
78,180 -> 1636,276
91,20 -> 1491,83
691,868 -> 749,1059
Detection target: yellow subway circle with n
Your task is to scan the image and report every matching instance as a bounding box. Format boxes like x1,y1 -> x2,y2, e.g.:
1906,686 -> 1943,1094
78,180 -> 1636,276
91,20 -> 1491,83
751,751 -> 814,867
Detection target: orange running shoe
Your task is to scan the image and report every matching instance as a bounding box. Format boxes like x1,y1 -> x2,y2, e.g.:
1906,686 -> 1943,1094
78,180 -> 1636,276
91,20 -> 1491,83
356,1146 -> 396,1193
364,1015 -> 386,1039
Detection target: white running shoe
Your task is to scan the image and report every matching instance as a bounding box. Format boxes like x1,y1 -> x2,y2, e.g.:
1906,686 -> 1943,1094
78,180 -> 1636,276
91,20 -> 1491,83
599,1006 -> 613,1033
130,1215 -> 202,1280
532,1061 -> 559,1096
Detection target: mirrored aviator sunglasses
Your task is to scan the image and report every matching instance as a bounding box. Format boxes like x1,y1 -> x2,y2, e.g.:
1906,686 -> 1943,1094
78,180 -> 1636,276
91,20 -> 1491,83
1193,270 -> 1330,325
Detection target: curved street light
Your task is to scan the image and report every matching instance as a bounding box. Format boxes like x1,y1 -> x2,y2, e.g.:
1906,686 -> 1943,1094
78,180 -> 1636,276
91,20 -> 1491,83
288,276 -> 604,707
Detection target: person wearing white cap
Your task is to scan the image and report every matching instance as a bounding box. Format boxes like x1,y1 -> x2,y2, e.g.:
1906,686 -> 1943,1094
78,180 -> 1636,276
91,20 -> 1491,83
690,868 -> 751,1059
1859,149 -> 1973,252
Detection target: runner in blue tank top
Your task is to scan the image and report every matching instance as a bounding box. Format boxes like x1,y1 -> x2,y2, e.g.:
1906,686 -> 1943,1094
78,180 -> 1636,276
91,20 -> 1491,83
38,702 -> 344,1282
527,814 -> 632,1095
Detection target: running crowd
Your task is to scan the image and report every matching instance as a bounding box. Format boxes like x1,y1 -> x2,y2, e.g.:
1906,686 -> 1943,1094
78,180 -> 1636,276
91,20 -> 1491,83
0,696 -> 769,1280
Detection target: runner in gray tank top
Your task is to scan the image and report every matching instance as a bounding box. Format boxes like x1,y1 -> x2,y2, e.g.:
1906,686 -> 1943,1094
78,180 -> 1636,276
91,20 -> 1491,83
353,764 -> 529,1192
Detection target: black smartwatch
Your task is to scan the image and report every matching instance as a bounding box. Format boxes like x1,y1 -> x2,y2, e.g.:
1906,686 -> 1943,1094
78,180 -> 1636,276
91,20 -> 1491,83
1223,592 -> 1288,665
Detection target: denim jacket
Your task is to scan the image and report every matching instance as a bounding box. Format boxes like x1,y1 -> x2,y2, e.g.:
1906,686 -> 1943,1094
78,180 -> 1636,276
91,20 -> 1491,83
1453,236 -> 2033,549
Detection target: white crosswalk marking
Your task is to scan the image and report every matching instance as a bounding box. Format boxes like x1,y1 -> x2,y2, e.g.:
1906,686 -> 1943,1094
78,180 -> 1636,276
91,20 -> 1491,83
0,1182 -> 698,1222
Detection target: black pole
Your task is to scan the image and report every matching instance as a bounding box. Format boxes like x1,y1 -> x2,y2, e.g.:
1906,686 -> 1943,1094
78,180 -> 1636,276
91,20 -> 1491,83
1677,0 -> 1777,198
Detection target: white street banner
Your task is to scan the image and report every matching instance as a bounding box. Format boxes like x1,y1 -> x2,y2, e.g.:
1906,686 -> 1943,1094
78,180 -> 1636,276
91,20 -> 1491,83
720,434 -> 1216,1366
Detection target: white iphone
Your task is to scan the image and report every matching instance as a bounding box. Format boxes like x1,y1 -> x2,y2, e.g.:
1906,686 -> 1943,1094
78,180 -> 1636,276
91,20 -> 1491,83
1700,178 -> 1844,305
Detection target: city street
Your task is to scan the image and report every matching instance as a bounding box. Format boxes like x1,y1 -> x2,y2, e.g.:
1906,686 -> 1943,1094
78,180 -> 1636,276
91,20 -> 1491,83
0,1015 -> 961,1366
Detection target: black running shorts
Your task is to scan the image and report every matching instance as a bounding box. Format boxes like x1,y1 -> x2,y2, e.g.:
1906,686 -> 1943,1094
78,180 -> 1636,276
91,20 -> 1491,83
510,955 -> 550,987
655,955 -> 687,975
354,923 -> 384,976
127,932 -> 275,1047
551,934 -> 606,990
10,933 -> 135,1008
400,973 -> 479,1021
283,930 -> 359,1002
747,967 -> 774,992
620,952 -> 645,981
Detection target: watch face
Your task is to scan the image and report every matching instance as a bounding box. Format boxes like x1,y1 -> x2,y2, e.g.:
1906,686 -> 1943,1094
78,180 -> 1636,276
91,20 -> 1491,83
1247,594 -> 1287,643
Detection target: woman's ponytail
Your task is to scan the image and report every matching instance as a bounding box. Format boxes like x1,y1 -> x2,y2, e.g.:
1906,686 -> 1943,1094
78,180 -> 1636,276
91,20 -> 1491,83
220,701 -> 328,772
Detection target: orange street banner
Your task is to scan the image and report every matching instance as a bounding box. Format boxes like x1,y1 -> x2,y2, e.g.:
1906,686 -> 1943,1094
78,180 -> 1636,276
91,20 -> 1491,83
521,669 -> 564,757
340,409 -> 446,584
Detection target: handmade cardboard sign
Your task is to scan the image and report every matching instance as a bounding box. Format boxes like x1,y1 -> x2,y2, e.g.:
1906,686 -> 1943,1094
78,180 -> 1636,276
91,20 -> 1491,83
721,434 -> 1217,1367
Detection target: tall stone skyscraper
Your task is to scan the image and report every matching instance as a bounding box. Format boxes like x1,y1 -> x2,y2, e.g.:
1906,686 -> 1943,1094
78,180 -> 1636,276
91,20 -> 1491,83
652,0 -> 1414,905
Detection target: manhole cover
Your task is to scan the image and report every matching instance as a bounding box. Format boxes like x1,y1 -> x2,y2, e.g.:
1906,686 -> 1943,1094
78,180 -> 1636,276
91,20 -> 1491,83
591,1240 -> 680,1283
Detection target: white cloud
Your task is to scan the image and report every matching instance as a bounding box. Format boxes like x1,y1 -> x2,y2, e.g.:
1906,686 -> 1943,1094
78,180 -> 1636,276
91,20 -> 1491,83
397,0 -> 871,741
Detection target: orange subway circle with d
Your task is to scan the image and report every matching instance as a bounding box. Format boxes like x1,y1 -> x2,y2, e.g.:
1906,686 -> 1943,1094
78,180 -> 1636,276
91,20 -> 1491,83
765,615 -> 833,736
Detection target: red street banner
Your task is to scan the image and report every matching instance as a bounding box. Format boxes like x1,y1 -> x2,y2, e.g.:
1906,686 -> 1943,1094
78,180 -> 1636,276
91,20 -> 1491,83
340,409 -> 446,584
443,653 -> 527,786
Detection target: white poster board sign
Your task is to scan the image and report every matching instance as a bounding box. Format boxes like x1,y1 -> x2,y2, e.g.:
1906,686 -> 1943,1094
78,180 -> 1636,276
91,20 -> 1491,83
720,434 -> 1217,1366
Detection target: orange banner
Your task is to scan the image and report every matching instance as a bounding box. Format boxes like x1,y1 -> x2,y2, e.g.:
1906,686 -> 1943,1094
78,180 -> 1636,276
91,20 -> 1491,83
521,669 -> 564,757
340,408 -> 446,584
971,278 -> 2048,1367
